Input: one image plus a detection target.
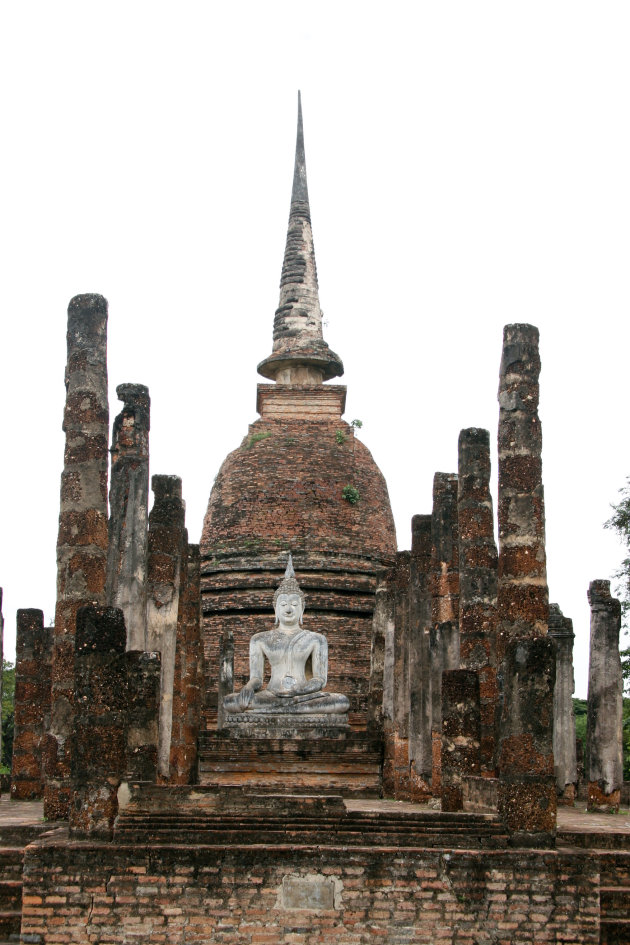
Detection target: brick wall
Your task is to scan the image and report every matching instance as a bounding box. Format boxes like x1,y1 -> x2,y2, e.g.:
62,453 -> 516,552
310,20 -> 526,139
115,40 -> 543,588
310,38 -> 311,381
21,837 -> 600,943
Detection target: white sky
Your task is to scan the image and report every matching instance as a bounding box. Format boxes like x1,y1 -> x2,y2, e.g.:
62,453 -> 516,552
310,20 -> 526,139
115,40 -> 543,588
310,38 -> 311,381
1,1 -> 629,698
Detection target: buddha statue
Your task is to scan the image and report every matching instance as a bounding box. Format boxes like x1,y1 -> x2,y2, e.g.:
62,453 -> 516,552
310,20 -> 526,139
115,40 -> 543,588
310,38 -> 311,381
223,555 -> 349,718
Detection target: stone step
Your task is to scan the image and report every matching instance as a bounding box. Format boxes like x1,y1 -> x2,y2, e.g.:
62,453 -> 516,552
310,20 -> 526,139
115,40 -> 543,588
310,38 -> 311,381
600,851 -> 630,885
0,913 -> 20,940
600,917 -> 630,945
0,852 -> 22,884
600,885 -> 630,920
0,884 -> 21,912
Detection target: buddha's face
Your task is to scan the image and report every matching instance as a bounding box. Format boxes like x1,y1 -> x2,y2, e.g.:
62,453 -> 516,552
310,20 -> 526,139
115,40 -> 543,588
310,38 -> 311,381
275,592 -> 303,629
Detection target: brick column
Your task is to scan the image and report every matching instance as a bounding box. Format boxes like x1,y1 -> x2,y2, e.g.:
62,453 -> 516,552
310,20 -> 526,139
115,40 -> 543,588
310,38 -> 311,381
441,670 -> 481,812
549,603 -> 577,804
69,606 -> 127,838
169,544 -> 204,784
496,324 -> 555,845
45,294 -> 109,821
586,580 -> 623,812
146,475 -> 186,779
124,651 -> 161,783
11,610 -> 52,800
457,428 -> 499,776
408,514 -> 432,798
430,472 -> 459,793
106,383 -> 150,651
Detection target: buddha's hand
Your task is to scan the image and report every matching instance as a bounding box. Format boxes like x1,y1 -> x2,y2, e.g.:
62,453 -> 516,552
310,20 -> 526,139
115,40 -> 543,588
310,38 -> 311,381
298,677 -> 324,695
238,681 -> 260,708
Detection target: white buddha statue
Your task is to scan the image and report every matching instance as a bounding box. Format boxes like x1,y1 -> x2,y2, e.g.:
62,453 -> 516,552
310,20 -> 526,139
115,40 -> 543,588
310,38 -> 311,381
223,556 -> 349,717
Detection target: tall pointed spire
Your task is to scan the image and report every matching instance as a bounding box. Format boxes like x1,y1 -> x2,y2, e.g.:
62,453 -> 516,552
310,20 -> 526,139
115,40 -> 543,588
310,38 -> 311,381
258,92 -> 343,384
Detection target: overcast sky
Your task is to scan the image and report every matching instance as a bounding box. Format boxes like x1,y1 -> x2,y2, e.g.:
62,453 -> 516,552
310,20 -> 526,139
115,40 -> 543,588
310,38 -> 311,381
1,1 -> 629,698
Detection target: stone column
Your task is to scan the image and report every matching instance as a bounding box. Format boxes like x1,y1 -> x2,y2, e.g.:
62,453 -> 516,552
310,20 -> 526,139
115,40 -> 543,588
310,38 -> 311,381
441,670 -> 481,812
146,475 -> 186,779
408,514 -> 433,798
124,650 -> 161,783
457,428 -> 499,776
45,294 -> 109,821
106,383 -> 150,651
169,544 -> 204,784
217,629 -> 235,731
496,324 -> 548,649
430,472 -> 459,793
11,610 -> 53,800
382,555 -> 411,798
548,604 -> 577,804
496,324 -> 555,845
586,580 -> 623,812
392,552 -> 411,798
497,637 -> 556,845
69,606 -> 127,838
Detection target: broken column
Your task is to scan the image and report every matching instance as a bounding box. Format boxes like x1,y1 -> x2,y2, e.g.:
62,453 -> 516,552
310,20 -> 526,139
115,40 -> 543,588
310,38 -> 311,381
549,604 -> 577,804
69,606 -> 127,838
430,472 -> 460,792
496,323 -> 555,845
146,475 -> 186,780
408,514 -> 433,799
11,610 -> 53,800
169,544 -> 204,784
586,580 -> 623,812
441,670 -> 481,812
457,428 -> 499,776
106,383 -> 150,651
45,294 -> 109,821
124,650 -> 161,783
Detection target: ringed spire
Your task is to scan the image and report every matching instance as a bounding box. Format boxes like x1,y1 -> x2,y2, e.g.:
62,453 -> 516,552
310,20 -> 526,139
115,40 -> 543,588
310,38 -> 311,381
257,92 -> 344,384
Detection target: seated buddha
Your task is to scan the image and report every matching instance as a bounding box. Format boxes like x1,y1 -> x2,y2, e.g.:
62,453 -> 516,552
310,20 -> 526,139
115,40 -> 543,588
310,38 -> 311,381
223,555 -> 349,717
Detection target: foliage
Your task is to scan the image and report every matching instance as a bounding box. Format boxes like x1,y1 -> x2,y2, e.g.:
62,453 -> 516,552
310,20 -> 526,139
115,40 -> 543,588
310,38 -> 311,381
350,419 -> 363,429
2,660 -> 15,769
604,479 -> 630,692
245,431 -> 272,449
342,485 -> 360,505
335,430 -> 346,445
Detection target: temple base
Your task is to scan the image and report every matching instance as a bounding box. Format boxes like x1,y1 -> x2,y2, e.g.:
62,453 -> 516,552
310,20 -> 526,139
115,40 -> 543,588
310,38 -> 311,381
222,713 -> 349,738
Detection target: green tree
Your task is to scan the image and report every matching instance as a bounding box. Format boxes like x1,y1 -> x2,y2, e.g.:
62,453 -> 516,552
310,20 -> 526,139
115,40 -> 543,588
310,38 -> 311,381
604,479 -> 630,692
1,660 -> 15,771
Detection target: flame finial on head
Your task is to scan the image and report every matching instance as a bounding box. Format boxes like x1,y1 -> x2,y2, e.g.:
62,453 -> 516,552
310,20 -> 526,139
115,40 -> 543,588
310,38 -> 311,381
273,552 -> 306,607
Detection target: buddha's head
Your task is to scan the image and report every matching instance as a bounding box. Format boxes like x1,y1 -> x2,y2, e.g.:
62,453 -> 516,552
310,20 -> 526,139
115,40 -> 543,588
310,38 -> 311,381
273,553 -> 306,627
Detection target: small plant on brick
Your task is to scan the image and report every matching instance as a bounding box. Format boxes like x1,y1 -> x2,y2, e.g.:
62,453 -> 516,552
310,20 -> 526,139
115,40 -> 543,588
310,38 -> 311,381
245,431 -> 272,449
342,485 -> 360,505
335,430 -> 346,445
350,418 -> 363,429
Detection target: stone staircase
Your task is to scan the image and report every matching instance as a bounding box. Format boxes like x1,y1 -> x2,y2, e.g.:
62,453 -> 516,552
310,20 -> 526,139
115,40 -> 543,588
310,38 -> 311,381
114,784 -> 508,849
599,852 -> 630,945
198,729 -> 383,796
0,825 -> 50,945
557,828 -> 630,945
